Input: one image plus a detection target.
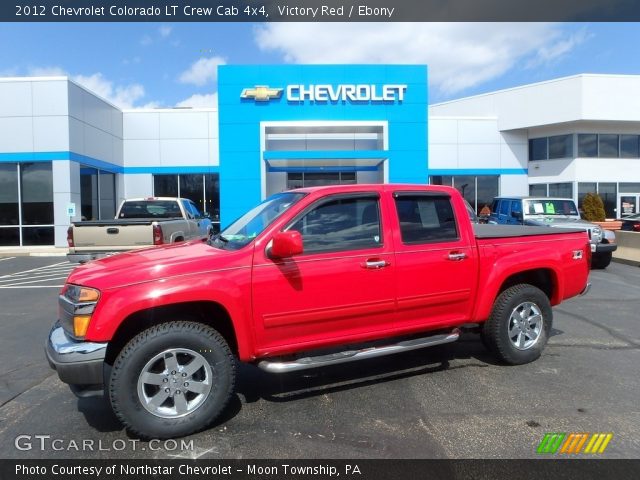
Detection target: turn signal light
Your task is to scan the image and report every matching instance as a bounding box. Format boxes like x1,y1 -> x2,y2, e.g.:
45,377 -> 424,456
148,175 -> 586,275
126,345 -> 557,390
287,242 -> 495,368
153,224 -> 164,245
77,287 -> 100,302
73,315 -> 92,337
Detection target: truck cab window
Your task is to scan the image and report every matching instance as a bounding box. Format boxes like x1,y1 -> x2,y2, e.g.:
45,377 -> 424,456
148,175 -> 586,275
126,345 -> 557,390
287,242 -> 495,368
289,196 -> 382,254
395,195 -> 458,243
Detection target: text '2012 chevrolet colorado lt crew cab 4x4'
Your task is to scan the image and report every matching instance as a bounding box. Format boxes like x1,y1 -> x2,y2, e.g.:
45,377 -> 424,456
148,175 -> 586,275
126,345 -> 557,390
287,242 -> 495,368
47,184 -> 591,438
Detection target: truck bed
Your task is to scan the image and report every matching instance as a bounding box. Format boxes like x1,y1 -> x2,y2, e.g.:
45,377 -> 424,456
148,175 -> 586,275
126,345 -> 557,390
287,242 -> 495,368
473,224 -> 585,239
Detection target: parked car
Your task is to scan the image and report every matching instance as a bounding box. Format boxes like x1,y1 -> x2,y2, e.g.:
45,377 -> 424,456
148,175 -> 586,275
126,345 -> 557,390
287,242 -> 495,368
47,184 -> 591,438
67,197 -> 214,263
489,197 -> 617,269
620,212 -> 640,232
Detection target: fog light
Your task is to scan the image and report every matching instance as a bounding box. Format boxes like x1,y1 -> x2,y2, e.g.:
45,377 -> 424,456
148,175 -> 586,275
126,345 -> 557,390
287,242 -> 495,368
73,315 -> 92,337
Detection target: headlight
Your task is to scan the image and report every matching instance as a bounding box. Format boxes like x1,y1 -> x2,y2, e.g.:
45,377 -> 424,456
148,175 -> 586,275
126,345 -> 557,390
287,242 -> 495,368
59,285 -> 100,338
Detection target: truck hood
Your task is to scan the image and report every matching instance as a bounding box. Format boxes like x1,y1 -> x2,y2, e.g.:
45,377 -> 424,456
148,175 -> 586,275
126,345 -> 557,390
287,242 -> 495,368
66,240 -> 245,290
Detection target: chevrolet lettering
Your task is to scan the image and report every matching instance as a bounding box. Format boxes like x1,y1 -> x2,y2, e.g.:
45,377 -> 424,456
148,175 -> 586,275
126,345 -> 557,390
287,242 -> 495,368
287,84 -> 407,102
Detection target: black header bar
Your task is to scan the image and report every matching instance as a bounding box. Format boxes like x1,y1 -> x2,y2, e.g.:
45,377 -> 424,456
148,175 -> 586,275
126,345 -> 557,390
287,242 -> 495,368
5,0 -> 640,22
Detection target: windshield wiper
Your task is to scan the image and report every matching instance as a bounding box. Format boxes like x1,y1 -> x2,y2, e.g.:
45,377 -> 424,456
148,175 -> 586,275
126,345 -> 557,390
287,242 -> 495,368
207,233 -> 229,248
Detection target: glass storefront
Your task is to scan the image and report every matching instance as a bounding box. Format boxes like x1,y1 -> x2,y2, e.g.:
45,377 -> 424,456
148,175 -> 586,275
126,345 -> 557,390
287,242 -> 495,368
430,175 -> 499,214
153,173 -> 220,221
80,166 -> 116,221
286,172 -> 356,189
0,162 -> 54,246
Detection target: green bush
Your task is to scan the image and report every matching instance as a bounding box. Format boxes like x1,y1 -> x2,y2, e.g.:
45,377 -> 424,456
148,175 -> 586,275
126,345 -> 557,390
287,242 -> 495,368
582,192 -> 606,222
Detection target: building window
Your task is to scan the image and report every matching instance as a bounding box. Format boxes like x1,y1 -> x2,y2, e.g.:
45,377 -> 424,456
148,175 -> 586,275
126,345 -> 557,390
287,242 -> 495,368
80,165 -> 117,221
0,162 -> 54,246
529,138 -> 548,160
285,172 -> 356,189
548,182 -> 573,198
619,182 -> 640,193
599,134 -> 619,158
578,183 -> 597,209
598,183 -> 617,218
548,135 -> 573,159
529,184 -> 548,197
429,175 -> 499,214
620,135 -> 640,158
578,134 -> 598,157
153,173 -> 220,221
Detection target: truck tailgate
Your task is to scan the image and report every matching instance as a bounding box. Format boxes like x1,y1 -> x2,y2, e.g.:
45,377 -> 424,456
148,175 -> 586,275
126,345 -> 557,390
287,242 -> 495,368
72,222 -> 154,248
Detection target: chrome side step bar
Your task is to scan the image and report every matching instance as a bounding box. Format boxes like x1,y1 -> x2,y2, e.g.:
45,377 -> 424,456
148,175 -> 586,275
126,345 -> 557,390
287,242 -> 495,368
257,328 -> 460,374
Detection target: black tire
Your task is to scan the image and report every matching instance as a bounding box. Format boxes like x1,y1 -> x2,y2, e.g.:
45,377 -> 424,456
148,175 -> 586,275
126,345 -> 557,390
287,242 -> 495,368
482,284 -> 552,365
109,321 -> 235,439
591,252 -> 612,269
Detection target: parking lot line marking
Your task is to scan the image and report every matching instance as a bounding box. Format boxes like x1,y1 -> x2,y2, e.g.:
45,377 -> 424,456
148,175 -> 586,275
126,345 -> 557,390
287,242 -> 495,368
0,276 -> 69,287
0,257 -> 16,262
0,261 -> 69,279
0,285 -> 63,288
0,266 -> 74,278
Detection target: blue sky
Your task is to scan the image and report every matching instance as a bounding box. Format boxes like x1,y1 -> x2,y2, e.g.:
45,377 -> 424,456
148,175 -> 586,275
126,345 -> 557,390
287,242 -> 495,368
1,22 -> 639,108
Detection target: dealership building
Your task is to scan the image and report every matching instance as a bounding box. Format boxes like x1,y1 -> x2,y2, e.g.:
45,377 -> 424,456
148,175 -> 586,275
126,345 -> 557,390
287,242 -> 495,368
1,65 -> 639,247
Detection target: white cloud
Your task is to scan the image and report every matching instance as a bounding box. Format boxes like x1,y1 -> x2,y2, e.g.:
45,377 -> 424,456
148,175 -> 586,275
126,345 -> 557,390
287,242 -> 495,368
159,25 -> 173,38
178,56 -> 226,87
526,28 -> 591,68
28,66 -> 67,77
74,73 -> 145,108
175,93 -> 218,108
254,23 -> 588,96
24,66 -> 149,108
140,34 -> 153,46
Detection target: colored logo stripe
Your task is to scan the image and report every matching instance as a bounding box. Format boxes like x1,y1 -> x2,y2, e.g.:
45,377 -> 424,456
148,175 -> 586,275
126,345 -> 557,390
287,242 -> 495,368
537,433 -> 566,454
584,433 -> 613,454
537,433 -> 613,454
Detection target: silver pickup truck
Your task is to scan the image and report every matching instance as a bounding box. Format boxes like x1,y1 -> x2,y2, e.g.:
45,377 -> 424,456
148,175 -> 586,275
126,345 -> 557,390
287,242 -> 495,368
488,196 -> 617,269
67,197 -> 214,263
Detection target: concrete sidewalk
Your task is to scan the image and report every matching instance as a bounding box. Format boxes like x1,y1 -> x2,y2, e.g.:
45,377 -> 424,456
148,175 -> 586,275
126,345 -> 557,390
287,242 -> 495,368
0,247 -> 68,257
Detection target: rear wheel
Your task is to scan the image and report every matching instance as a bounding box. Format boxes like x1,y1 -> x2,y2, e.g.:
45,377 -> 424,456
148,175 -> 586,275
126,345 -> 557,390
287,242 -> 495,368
482,284 -> 552,365
109,321 -> 235,439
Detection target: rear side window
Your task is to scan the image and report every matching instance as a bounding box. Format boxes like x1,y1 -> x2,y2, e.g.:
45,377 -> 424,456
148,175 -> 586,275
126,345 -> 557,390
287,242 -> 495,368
288,196 -> 382,254
511,200 -> 522,214
499,200 -> 510,216
394,195 -> 458,244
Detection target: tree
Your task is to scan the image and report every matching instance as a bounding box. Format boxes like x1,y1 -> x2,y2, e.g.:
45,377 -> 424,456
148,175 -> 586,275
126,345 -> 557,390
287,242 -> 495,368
582,192 -> 606,222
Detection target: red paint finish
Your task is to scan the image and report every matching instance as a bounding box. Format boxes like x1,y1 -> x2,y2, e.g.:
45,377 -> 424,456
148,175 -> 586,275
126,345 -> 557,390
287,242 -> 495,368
64,184 -> 590,362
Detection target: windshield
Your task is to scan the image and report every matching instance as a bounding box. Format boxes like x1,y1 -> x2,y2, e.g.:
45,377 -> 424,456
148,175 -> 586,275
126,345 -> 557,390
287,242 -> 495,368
524,199 -> 578,216
210,192 -> 306,250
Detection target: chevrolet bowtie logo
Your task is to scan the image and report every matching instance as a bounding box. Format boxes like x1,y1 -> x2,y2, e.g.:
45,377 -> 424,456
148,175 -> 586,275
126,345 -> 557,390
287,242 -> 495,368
240,86 -> 283,102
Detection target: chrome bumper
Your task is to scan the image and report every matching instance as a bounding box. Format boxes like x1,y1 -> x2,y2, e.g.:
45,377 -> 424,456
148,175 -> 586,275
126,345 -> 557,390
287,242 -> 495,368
45,322 -> 107,387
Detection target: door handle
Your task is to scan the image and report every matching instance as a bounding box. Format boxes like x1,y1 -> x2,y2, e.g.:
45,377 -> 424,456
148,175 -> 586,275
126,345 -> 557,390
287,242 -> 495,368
362,259 -> 389,269
448,252 -> 467,261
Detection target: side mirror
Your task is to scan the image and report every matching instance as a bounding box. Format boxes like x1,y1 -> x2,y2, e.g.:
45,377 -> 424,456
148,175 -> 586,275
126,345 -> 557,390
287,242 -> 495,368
270,231 -> 303,259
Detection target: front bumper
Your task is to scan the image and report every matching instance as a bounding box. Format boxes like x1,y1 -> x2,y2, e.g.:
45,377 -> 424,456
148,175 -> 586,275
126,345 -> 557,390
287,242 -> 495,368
45,322 -> 107,387
594,243 -> 617,254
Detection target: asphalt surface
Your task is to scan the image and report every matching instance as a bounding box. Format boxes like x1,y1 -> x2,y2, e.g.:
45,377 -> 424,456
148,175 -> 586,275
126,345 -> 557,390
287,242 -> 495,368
0,256 -> 639,459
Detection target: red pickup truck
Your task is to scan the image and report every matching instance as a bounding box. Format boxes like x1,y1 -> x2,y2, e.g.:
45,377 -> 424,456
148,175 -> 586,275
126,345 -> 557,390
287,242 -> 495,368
47,184 -> 591,438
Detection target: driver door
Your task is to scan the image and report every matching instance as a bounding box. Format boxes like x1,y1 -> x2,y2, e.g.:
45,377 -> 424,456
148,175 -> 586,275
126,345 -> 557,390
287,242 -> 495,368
251,193 -> 397,354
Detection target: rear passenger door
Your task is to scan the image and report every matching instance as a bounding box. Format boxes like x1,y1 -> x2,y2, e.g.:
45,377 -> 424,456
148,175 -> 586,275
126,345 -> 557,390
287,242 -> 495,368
391,192 -> 477,332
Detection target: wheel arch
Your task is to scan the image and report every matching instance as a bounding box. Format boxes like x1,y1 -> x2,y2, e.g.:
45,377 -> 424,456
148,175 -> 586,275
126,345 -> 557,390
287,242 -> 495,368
104,301 -> 238,366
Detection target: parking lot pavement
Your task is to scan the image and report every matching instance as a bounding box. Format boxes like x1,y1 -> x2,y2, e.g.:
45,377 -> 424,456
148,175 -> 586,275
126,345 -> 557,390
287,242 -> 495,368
0,258 -> 639,459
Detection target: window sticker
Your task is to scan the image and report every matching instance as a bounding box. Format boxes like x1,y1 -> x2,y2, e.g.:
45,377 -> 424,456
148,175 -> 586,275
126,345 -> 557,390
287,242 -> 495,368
545,202 -> 556,214
533,203 -> 544,214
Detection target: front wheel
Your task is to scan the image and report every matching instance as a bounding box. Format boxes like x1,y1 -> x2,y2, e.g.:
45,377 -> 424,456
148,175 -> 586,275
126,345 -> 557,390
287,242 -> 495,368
482,284 -> 552,365
591,251 -> 612,269
109,321 -> 235,439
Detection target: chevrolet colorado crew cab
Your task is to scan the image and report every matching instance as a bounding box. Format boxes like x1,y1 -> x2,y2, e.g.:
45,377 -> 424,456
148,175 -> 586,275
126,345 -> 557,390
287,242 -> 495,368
47,185 -> 591,438
67,197 -> 214,263
488,196 -> 617,269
